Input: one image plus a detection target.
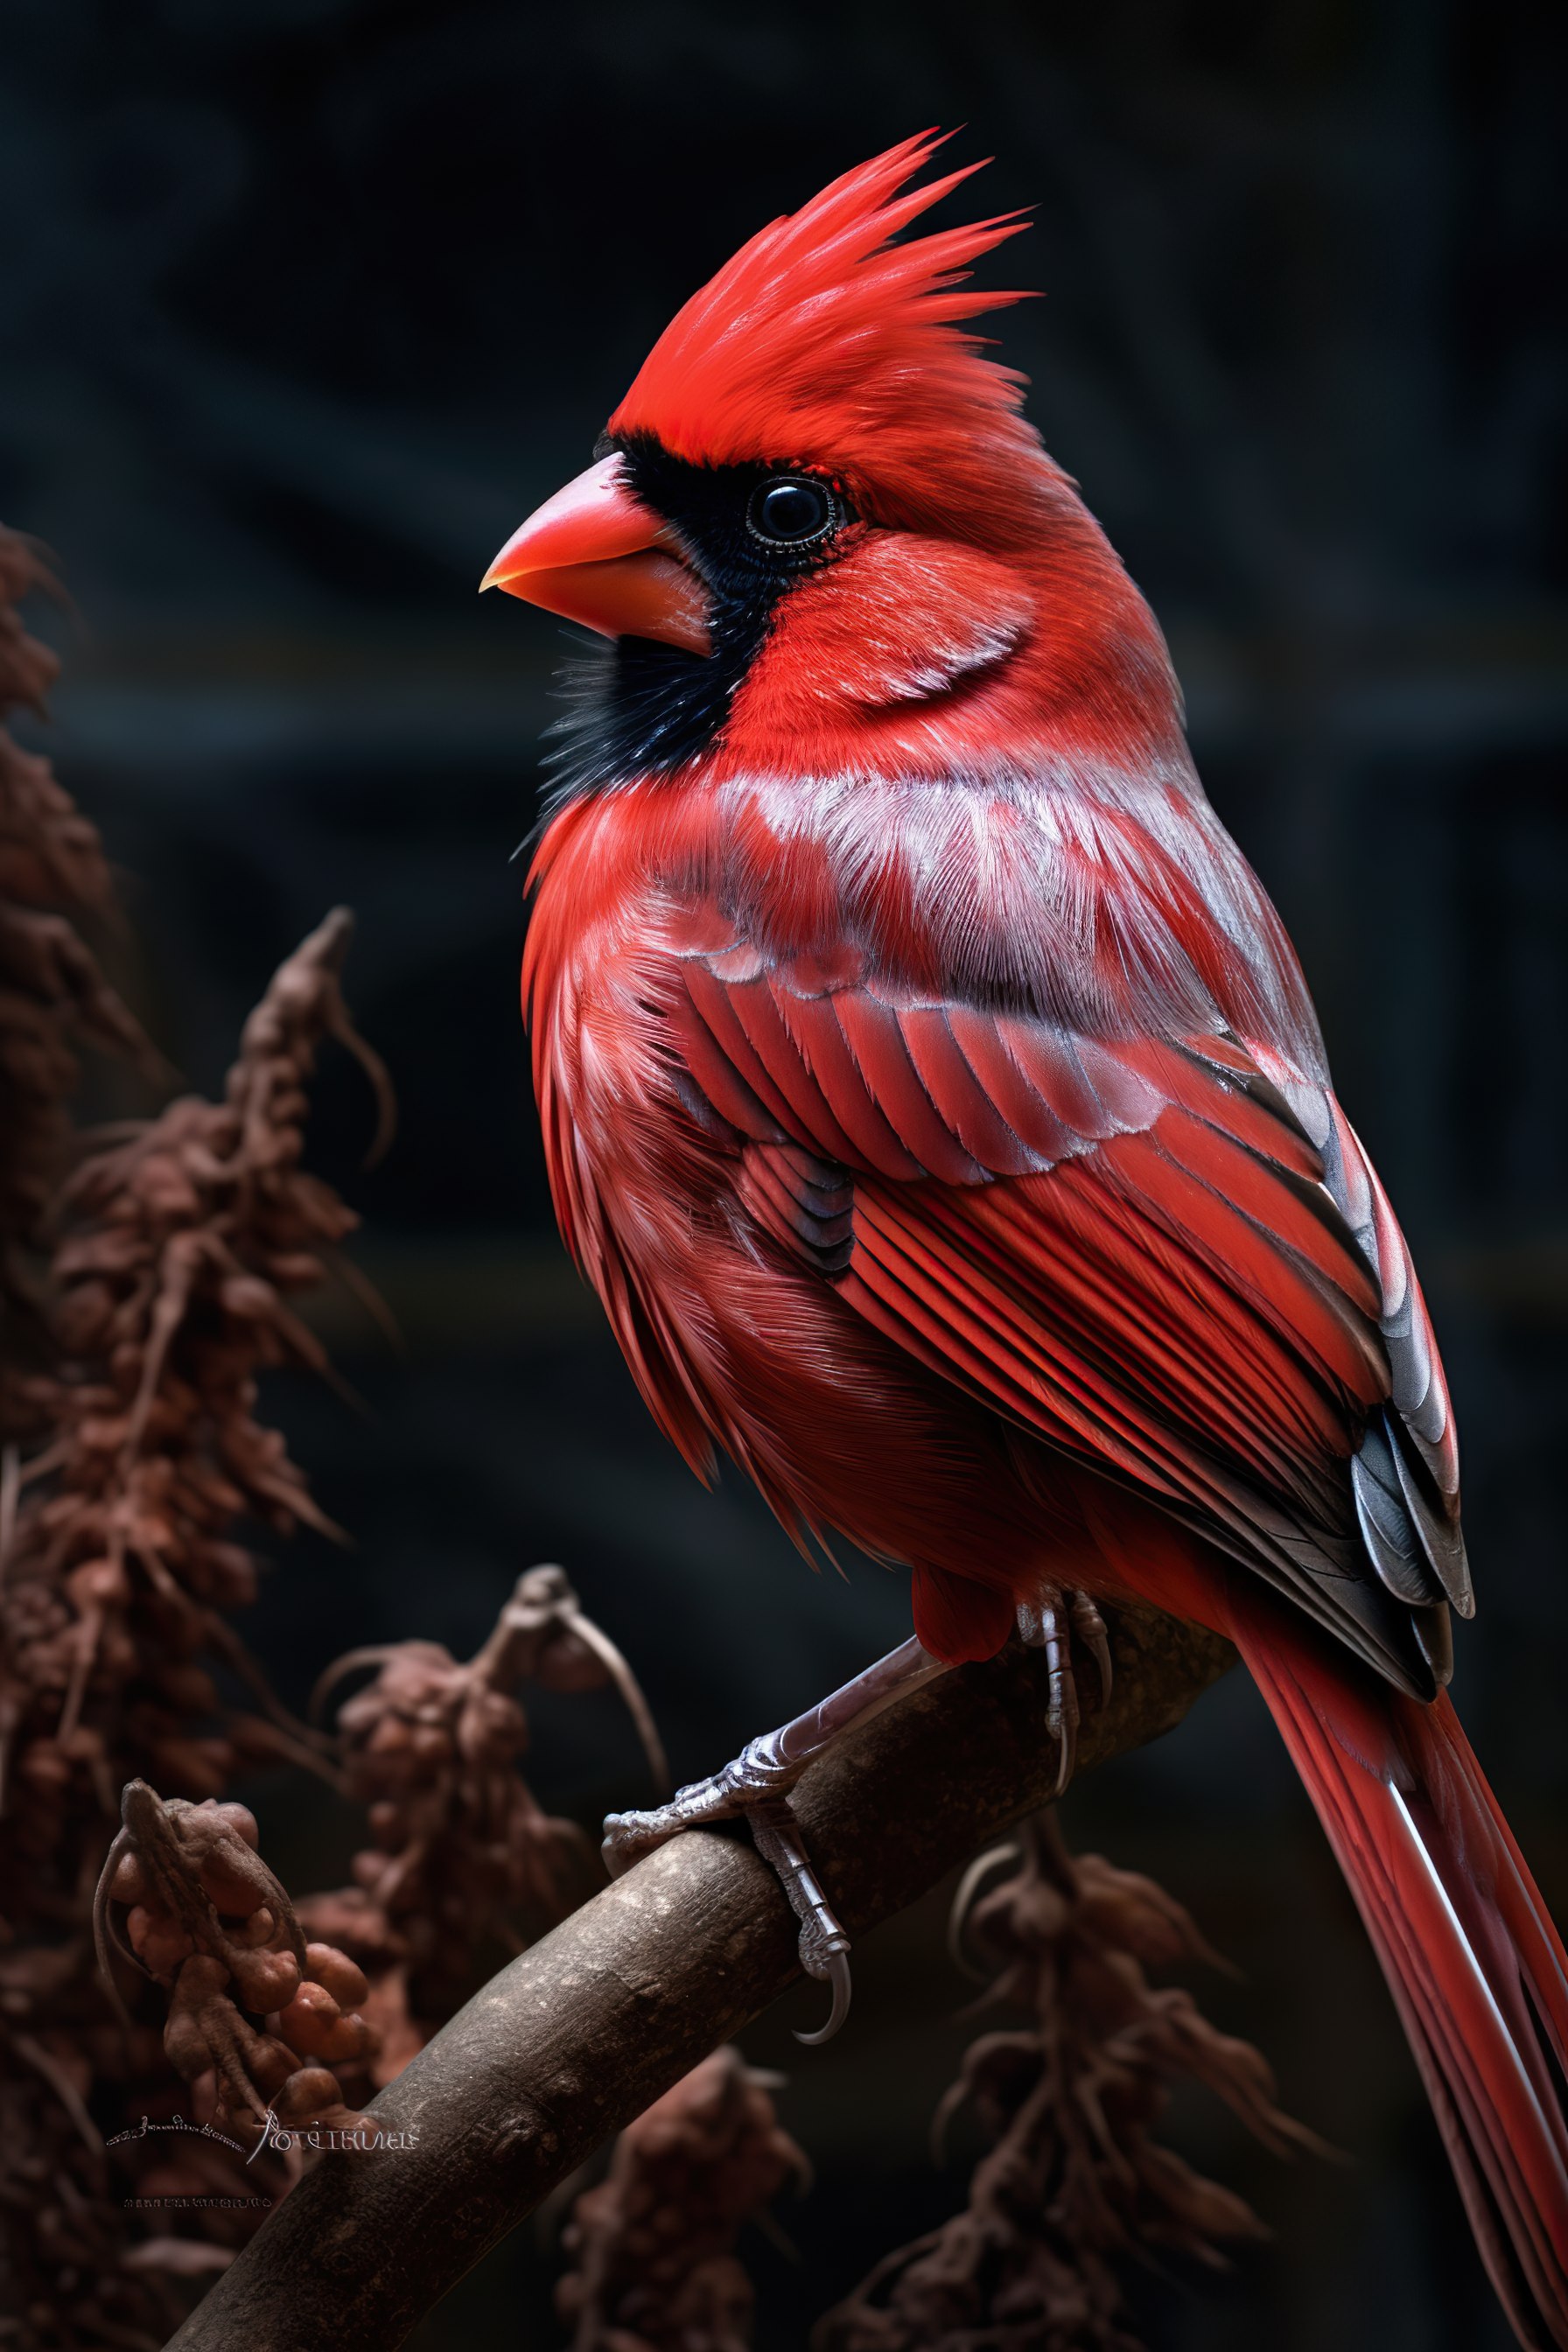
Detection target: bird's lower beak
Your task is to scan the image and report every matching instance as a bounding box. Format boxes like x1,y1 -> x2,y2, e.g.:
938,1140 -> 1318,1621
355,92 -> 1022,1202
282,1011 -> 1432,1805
480,454 -> 711,656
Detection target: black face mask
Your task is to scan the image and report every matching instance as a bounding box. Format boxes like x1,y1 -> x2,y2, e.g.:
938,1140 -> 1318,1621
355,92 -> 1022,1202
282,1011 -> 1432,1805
542,435 -> 852,806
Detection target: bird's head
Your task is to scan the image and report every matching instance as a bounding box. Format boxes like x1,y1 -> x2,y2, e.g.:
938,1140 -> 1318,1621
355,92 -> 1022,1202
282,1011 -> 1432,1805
485,133 -> 1183,796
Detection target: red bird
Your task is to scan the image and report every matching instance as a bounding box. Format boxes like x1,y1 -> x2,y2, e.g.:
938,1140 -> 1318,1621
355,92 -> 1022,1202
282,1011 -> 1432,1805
486,136 -> 1568,2344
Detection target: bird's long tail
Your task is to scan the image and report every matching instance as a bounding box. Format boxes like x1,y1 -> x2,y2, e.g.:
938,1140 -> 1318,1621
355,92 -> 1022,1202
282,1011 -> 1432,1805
1237,1614 -> 1568,2349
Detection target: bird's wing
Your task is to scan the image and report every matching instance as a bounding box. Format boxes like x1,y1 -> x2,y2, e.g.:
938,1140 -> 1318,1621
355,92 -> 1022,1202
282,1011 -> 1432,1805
668,935 -> 1467,1695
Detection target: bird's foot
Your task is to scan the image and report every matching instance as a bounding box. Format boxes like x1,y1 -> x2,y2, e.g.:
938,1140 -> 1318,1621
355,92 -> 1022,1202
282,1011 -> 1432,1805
601,1725 -> 805,1871
1014,1586 -> 1113,1796
601,1637 -> 948,2048
603,1739 -> 850,2043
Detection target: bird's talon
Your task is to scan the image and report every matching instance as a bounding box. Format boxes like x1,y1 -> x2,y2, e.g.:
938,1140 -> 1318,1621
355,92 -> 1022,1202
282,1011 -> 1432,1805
794,1946 -> 852,2046
1053,1715 -> 1075,1798
1069,1590 -> 1115,1709
747,1797 -> 853,2043
1018,1584 -> 1103,1794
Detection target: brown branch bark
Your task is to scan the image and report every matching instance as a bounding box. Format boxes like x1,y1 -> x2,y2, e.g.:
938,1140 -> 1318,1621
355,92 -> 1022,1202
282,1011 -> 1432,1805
164,1601 -> 1235,2352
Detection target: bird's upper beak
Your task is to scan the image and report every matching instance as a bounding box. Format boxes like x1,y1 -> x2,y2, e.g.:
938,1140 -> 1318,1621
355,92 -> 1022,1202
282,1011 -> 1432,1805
480,454 -> 711,656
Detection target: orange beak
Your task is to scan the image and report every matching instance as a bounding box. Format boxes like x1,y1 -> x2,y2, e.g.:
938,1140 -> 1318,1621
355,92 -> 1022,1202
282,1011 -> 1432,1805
480,454 -> 711,656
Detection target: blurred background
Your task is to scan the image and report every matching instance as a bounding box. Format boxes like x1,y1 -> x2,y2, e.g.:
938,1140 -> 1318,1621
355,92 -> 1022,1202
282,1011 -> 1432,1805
4,1 -> 1565,2344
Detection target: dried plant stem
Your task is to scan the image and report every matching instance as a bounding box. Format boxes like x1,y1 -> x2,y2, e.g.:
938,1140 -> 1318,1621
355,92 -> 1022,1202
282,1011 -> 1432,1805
165,1601 -> 1234,2352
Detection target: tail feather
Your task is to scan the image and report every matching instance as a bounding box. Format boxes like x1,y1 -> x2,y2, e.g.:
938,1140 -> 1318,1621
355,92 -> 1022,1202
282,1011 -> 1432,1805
1237,1618 -> 1568,2350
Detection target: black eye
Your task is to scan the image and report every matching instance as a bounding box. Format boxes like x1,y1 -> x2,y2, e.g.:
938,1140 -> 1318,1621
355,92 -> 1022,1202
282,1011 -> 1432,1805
746,474 -> 838,550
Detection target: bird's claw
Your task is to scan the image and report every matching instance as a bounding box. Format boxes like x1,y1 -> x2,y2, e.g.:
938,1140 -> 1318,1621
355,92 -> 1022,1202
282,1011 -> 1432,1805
796,1946 -> 852,2046
1070,1588 -> 1114,1711
1015,1586 -> 1112,1796
747,1795 -> 853,2045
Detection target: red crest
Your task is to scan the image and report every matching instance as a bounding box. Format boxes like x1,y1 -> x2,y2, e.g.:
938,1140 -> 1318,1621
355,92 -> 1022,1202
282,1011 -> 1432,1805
607,133 -> 1040,522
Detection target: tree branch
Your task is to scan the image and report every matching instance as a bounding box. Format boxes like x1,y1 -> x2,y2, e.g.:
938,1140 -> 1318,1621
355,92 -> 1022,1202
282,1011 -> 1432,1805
165,1602 -> 1235,2351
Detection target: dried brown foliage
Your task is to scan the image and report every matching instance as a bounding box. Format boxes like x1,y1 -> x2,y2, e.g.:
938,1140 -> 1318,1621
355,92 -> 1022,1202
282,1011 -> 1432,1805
816,1810 -> 1325,2352
0,523 -> 153,1392
302,1561 -> 668,2082
0,895 -> 389,2346
557,2046 -> 810,2352
0,906 -> 390,1886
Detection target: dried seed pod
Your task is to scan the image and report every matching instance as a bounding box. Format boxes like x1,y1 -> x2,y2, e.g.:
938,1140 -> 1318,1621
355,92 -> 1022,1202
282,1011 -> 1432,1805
109,1849 -> 149,1905
316,2011 -> 373,2066
274,1981 -> 344,2057
228,1944 -> 302,2017
127,1906 -> 196,1980
305,1942 -> 370,2009
1,633 -> 676,2328
272,2066 -> 342,2124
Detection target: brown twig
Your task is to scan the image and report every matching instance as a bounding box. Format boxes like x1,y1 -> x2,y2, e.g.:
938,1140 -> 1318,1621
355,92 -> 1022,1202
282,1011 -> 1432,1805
164,1601 -> 1235,2352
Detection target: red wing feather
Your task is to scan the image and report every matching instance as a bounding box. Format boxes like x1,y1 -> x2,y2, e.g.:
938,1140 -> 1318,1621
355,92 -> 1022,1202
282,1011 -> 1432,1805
670,948 -> 1446,1693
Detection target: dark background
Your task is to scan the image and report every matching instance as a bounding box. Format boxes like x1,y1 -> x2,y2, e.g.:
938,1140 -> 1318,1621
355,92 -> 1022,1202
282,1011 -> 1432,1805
5,2 -> 1567,2346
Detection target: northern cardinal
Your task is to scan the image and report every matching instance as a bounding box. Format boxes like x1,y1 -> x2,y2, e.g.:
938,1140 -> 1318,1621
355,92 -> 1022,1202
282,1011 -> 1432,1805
485,135 -> 1568,2345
